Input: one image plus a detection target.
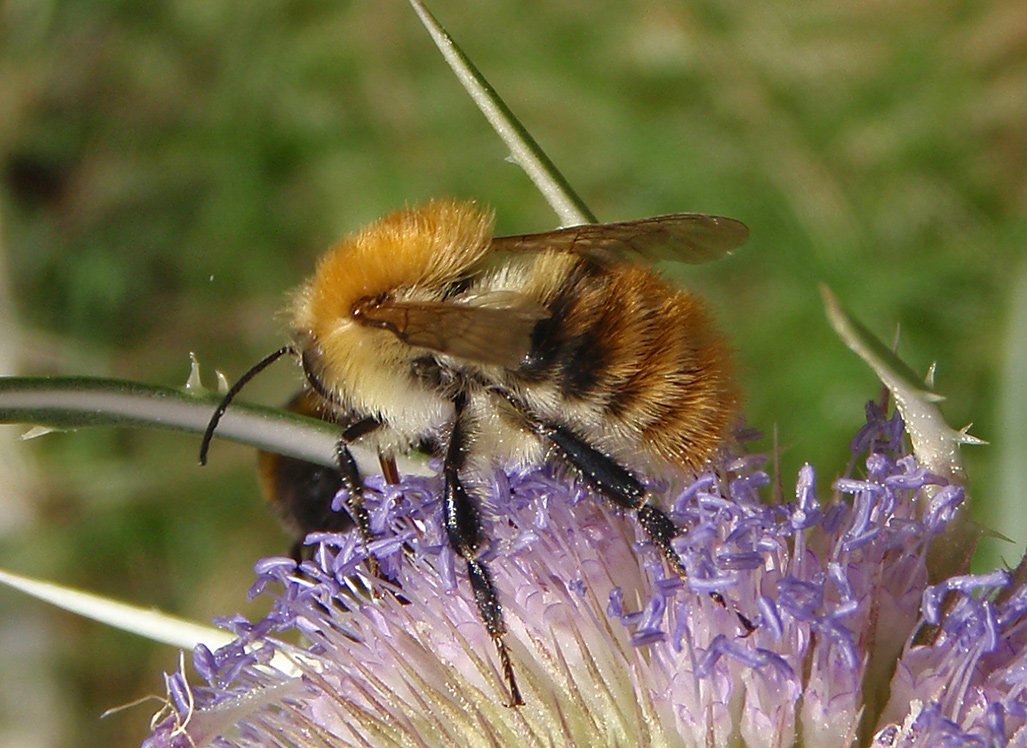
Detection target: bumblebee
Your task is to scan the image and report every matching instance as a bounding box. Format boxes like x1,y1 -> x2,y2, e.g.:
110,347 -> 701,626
203,199 -> 747,706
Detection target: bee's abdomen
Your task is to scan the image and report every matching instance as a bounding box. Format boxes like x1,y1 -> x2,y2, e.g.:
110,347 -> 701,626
519,257 -> 737,469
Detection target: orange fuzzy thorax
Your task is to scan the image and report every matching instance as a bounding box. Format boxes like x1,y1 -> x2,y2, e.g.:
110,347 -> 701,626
292,199 -> 494,337
290,200 -> 493,422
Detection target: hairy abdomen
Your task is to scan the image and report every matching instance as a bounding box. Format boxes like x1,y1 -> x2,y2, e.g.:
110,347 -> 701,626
514,255 -> 737,470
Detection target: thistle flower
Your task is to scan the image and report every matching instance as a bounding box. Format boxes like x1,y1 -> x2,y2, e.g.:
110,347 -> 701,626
143,402 -> 1027,747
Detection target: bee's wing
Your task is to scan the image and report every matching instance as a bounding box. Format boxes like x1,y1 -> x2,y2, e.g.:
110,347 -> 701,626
357,291 -> 550,368
490,213 -> 748,265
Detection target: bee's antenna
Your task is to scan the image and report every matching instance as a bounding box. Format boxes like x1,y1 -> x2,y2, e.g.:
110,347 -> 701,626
199,345 -> 295,466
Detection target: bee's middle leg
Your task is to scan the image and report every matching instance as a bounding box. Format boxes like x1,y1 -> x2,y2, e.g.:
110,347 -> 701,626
444,393 -> 524,707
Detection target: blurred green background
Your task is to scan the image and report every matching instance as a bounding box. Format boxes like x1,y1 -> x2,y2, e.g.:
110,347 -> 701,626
0,1 -> 1024,745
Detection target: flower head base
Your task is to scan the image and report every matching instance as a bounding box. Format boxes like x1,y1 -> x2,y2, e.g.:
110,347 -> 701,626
145,404 -> 1027,747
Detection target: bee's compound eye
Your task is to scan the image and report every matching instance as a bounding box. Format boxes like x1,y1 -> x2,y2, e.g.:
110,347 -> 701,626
299,343 -> 321,374
299,345 -> 338,404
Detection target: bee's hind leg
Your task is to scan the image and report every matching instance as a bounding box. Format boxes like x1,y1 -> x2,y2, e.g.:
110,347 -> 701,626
443,393 -> 524,707
539,422 -> 755,633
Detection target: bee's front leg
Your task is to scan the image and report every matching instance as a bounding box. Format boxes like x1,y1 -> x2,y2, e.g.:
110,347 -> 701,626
332,415 -> 384,579
443,392 -> 524,707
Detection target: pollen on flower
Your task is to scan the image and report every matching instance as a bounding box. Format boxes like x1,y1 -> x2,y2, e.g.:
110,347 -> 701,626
145,403 -> 1027,748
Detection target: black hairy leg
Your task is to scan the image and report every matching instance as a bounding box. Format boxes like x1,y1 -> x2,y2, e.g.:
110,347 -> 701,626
332,415 -> 385,580
443,392 -> 524,707
540,422 -> 755,633
270,423 -> 400,563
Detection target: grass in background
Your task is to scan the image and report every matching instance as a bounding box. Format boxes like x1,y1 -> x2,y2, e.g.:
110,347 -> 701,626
0,1 -> 1024,744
